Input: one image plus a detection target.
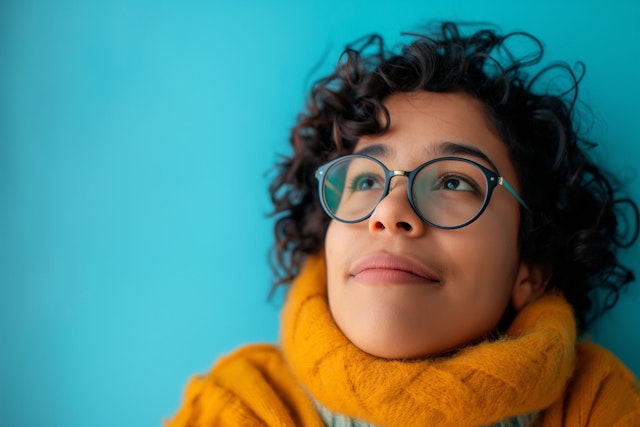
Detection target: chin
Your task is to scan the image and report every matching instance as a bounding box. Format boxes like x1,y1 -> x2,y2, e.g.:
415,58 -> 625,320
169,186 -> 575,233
345,326 -> 495,360
348,335 -> 458,360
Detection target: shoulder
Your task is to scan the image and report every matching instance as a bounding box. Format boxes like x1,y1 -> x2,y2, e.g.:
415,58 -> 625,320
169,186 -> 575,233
165,343 -> 323,427
538,342 -> 640,426
572,342 -> 638,405
572,343 -> 639,422
574,343 -> 638,386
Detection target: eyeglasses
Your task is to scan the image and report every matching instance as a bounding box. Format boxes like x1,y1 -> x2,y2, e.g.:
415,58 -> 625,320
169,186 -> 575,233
315,154 -> 531,229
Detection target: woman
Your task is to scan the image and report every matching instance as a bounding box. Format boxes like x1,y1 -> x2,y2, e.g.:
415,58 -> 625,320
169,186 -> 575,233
168,22 -> 640,426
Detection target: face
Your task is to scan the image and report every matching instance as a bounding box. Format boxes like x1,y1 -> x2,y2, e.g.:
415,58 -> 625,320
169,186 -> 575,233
325,91 -> 536,359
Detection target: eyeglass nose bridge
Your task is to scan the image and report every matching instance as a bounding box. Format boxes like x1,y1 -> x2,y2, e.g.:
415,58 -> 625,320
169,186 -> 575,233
376,168 -> 447,230
378,169 -> 413,208
384,169 -> 411,194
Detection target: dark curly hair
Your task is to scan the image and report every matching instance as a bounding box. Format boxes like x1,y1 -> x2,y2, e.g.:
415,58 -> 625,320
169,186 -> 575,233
268,22 -> 639,331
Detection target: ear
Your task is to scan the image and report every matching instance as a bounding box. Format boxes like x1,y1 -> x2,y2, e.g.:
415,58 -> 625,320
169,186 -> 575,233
511,261 -> 551,311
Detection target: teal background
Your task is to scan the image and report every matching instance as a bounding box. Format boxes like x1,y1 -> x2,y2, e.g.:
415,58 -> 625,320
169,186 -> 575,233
2,1 -> 639,426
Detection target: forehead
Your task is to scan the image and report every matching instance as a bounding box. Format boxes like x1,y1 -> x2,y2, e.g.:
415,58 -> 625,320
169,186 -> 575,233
356,91 -> 516,181
376,91 -> 501,138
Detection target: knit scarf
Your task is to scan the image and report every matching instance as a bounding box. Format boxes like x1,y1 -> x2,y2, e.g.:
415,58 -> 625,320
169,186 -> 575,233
280,253 -> 578,427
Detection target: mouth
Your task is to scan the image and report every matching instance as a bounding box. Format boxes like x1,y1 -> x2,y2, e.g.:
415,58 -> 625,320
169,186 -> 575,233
350,252 -> 441,285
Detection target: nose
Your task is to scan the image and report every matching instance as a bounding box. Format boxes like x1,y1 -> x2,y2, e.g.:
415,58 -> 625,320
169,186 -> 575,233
368,180 -> 426,236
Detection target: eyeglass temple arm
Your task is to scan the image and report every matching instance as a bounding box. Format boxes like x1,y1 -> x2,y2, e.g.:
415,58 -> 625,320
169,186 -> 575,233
498,177 -> 532,214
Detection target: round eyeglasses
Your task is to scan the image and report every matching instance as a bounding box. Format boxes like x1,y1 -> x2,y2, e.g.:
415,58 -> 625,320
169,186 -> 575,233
315,154 -> 531,229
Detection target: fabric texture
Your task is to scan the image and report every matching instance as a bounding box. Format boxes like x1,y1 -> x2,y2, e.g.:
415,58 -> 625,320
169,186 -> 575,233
166,344 -> 324,426
167,253 -> 640,427
313,399 -> 539,427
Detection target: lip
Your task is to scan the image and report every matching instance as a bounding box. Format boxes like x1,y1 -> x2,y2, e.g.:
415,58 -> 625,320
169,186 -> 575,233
350,252 -> 441,285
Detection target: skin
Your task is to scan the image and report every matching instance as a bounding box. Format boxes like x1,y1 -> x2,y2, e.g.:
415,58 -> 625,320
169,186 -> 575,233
324,91 -> 546,359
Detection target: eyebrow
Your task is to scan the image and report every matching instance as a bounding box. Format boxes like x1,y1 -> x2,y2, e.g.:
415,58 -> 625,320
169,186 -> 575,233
354,141 -> 500,172
436,141 -> 499,172
353,144 -> 389,158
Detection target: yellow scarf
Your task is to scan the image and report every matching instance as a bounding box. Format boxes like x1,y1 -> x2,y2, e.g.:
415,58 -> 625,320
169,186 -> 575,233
167,252 -> 639,426
281,253 -> 577,427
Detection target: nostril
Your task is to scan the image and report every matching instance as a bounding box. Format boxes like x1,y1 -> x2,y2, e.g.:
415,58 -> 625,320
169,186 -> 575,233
374,221 -> 385,230
397,222 -> 412,231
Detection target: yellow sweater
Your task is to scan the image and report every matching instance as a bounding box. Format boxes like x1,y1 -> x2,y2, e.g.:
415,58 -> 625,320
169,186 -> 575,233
167,254 -> 640,426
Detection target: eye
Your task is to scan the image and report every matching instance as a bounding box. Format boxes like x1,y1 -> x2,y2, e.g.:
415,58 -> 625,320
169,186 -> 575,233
436,174 -> 478,192
349,174 -> 383,191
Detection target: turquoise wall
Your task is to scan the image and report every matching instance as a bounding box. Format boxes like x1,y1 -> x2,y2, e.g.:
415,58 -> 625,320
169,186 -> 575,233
2,1 -> 639,426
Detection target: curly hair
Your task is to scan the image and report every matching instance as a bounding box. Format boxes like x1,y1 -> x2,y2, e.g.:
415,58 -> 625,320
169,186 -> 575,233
268,21 -> 639,331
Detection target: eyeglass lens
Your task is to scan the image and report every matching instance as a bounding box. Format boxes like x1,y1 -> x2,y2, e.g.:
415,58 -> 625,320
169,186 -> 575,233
321,156 -> 490,228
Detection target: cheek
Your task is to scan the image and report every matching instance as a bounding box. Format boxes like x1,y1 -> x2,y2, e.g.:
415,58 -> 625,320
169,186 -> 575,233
324,221 -> 352,286
324,222 -> 354,335
324,221 -> 342,267
453,203 -> 521,293
439,218 -> 520,346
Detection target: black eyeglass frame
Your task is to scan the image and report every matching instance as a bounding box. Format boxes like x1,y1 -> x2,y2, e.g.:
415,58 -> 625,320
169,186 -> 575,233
315,154 -> 531,230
